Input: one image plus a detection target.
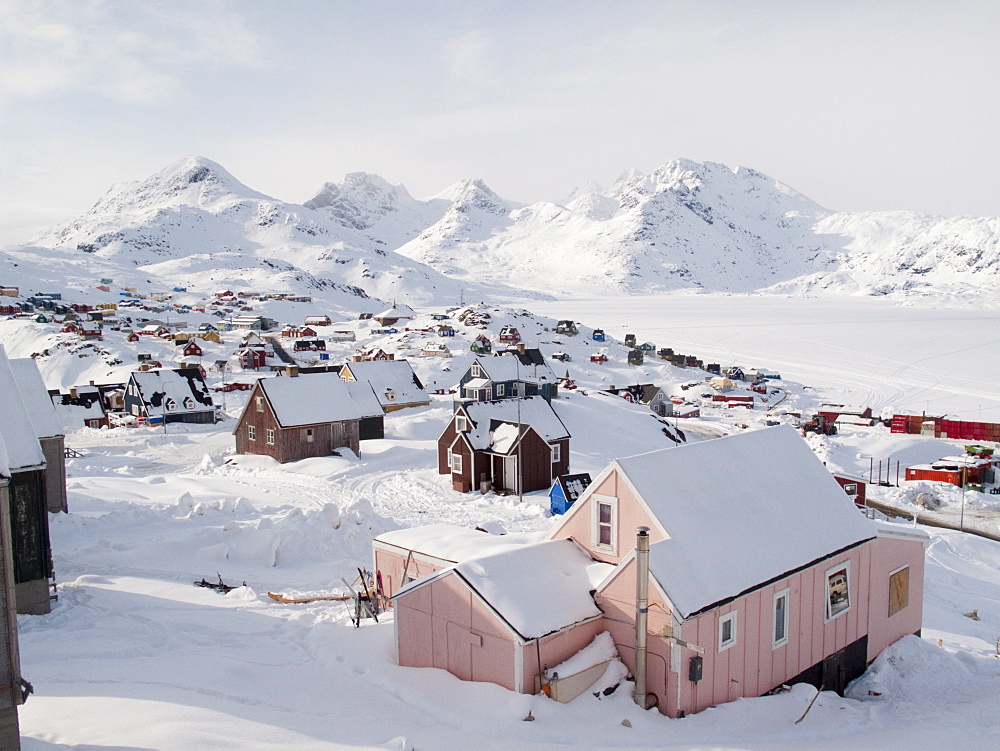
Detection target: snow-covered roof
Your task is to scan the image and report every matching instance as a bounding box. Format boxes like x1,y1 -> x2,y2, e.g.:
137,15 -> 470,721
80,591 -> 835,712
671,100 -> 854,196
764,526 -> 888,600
343,360 -> 428,407
398,539 -> 609,641
615,425 -> 877,619
129,368 -> 215,414
489,422 -> 523,454
461,396 -> 569,450
453,539 -> 609,639
374,523 -> 542,563
10,357 -> 64,438
374,303 -> 414,320
0,345 -> 46,473
52,387 -> 106,424
474,352 -> 555,385
258,372 -> 383,427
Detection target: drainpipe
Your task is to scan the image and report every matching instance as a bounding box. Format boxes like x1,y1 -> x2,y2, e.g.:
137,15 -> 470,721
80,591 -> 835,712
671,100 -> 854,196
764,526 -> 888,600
634,526 -> 651,709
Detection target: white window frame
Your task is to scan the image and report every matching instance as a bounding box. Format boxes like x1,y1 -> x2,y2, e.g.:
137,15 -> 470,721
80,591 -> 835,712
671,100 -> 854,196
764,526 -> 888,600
164,398 -> 176,411
772,588 -> 790,649
455,415 -> 469,432
470,363 -> 482,378
843,483 -> 858,496
255,396 -> 264,412
591,495 -> 618,554
718,610 -> 738,652
450,451 -> 463,474
495,383 -> 505,397
266,428 -> 275,445
183,397 -> 195,410
550,442 -> 561,463
825,561 -> 852,622
248,425 -> 256,441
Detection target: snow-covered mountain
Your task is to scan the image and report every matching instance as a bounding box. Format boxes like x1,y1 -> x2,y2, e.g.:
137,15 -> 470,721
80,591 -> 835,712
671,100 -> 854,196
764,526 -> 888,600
9,155 -> 1000,307
28,157 -> 504,308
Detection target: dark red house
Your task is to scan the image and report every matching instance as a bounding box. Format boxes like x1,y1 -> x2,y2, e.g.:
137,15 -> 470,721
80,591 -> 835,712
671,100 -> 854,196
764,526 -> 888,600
234,372 -> 383,463
437,397 -> 570,494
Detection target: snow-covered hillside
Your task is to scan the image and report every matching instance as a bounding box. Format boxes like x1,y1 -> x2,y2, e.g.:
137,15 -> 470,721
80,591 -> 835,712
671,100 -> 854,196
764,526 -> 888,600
5,155 -> 999,308
28,157 -> 506,308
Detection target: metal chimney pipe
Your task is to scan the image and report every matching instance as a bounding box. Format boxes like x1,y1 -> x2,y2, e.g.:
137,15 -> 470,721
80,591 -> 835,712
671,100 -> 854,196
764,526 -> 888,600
634,526 -> 651,709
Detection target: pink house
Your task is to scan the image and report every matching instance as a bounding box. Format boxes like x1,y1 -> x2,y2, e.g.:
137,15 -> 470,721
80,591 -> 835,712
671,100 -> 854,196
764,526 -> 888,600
389,426 -> 927,716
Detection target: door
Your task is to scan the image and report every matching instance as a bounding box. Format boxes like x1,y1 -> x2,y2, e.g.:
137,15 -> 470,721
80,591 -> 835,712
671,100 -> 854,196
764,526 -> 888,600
503,456 -> 518,493
822,647 -> 848,695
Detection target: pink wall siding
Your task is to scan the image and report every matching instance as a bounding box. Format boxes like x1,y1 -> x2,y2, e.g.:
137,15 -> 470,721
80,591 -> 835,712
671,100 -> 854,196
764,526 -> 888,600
678,545 -> 872,715
547,468 -> 665,563
865,534 -> 925,660
519,619 -> 606,694
395,573 -> 519,691
374,545 -> 451,600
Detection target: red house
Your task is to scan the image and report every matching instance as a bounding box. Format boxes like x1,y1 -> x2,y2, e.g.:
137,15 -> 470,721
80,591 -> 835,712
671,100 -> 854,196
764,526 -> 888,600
181,340 -> 203,358
238,347 -> 268,371
437,396 -> 570,494
233,372 -> 383,463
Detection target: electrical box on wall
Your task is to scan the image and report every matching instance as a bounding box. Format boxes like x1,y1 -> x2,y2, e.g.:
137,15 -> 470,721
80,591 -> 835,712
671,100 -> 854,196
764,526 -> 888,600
688,655 -> 703,683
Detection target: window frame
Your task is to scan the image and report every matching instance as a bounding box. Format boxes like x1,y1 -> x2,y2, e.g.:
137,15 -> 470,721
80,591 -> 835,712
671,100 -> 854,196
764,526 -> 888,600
888,565 -> 910,617
470,363 -> 482,378
550,442 -> 561,463
164,398 -> 176,412
255,396 -> 264,412
302,428 -> 314,444
266,428 -> 275,445
825,561 -> 852,622
772,588 -> 790,648
450,450 -> 463,474
455,415 -> 469,432
495,383 -> 505,397
248,425 -> 256,441
591,495 -> 618,554
718,610 -> 738,652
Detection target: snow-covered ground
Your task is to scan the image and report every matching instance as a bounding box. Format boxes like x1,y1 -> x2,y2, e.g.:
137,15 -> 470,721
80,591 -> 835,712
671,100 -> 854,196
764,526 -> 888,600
533,295 -> 1000,422
10,292 -> 1000,748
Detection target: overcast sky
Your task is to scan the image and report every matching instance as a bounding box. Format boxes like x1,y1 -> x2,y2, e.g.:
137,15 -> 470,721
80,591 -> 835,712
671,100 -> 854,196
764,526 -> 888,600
2,0 -> 998,242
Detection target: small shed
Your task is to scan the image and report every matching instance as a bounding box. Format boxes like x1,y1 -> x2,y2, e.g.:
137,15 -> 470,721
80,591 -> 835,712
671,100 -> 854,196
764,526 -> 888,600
549,473 -> 593,515
623,333 -> 636,348
627,349 -> 644,366
470,336 -> 492,354
592,329 -> 606,342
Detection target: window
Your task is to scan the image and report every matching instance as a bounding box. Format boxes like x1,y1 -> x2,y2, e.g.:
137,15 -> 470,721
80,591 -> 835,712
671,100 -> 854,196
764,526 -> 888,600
592,495 -> 617,552
470,363 -> 482,378
455,415 -> 469,432
550,443 -> 561,463
718,611 -> 738,652
266,428 -> 275,445
184,397 -> 195,409
255,396 -> 264,412
449,451 -> 463,474
164,399 -> 176,411
495,383 -> 505,397
248,425 -> 256,441
302,428 -> 314,444
888,566 -> 910,617
825,562 -> 851,620
385,389 -> 396,401
773,589 -> 790,648
843,483 -> 857,496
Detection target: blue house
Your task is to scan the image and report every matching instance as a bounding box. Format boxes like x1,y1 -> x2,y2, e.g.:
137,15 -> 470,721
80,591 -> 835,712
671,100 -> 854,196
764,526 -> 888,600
592,329 -> 606,342
549,472 -> 592,515
458,349 -> 558,403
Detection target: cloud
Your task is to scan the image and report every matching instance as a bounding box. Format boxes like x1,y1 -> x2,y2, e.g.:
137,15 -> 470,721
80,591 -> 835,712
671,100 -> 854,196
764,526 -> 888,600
0,0 -> 263,104
443,29 -> 495,87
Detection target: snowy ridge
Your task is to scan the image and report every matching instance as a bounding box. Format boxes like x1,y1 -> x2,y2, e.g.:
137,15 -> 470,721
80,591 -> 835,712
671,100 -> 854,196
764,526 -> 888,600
8,155 -> 1000,307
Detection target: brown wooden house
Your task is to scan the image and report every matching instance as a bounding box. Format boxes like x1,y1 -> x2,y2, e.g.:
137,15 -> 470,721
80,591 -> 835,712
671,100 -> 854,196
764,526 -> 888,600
437,396 -> 570,493
234,372 -> 384,463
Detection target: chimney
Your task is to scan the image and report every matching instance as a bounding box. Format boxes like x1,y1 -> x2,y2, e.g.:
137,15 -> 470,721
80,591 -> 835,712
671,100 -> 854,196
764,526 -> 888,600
286,365 -> 299,377
89,380 -> 95,386
69,387 -> 78,398
634,526 -> 653,710
517,343 -> 525,353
